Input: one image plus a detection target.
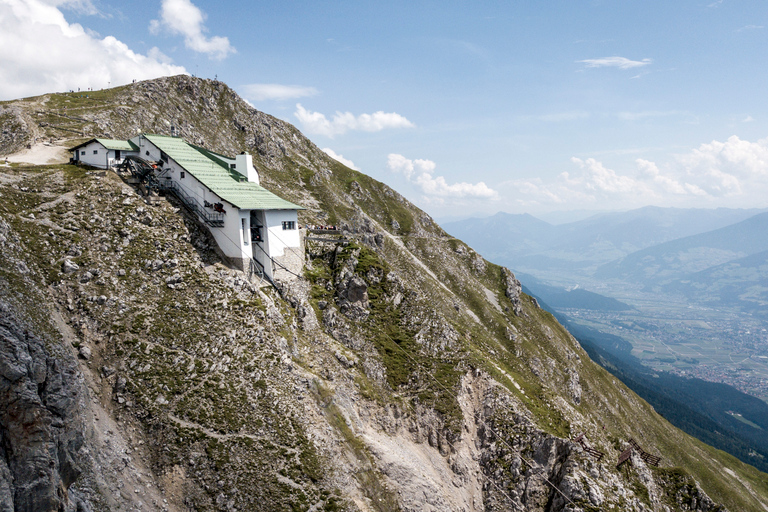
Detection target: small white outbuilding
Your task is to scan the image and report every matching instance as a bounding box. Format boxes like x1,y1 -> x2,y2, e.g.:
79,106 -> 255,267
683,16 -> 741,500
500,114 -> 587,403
69,138 -> 137,169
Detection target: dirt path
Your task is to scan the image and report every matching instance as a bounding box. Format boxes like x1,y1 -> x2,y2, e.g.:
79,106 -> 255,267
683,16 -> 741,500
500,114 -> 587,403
5,142 -> 70,165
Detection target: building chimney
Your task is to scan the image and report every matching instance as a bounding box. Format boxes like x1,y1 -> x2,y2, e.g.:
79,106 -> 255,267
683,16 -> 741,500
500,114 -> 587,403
235,152 -> 259,184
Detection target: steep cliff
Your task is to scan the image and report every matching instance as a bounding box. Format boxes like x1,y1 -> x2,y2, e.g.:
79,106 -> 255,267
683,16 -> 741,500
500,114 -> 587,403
1,76 -> 767,511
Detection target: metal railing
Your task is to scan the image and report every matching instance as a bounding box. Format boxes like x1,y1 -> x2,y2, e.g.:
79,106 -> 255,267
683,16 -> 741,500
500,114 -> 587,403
158,179 -> 224,227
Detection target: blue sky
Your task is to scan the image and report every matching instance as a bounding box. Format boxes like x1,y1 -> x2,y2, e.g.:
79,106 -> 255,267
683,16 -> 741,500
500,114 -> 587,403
2,0 -> 768,220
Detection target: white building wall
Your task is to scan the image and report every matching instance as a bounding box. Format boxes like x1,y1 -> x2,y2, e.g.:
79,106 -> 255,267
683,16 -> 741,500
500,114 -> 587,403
263,210 -> 300,258
75,141 -> 109,169
263,209 -> 303,281
106,149 -> 136,168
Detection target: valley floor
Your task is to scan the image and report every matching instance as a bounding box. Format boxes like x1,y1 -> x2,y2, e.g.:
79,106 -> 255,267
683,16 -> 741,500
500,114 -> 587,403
562,294 -> 768,403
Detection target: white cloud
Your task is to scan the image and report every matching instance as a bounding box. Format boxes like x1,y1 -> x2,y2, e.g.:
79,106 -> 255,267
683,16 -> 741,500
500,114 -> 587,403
241,84 -> 319,102
150,0 -> 235,60
742,115 -> 755,123
520,111 -> 590,122
636,158 -> 700,195
295,104 -> 414,138
736,24 -> 763,32
57,0 -> 99,16
0,0 -> 186,101
500,135 -> 768,210
321,148 -> 358,170
387,154 -> 497,199
569,157 -> 639,194
676,135 -> 768,196
502,161 -> 657,211
577,56 -> 652,69
617,110 -> 683,121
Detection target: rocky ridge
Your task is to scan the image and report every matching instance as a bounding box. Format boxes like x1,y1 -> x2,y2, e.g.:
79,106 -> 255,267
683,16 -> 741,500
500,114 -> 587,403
0,76 -> 766,511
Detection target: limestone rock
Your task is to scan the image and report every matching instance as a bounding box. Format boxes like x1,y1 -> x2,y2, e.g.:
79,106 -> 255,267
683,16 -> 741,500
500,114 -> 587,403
62,260 -> 79,274
502,267 -> 523,316
0,303 -> 86,512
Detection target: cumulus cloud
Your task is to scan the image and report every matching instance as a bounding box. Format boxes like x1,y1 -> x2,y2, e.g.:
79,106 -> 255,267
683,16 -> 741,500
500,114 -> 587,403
503,161 -> 658,211
636,158 -> 704,195
577,56 -> 652,69
387,154 -> 497,199
321,148 -> 358,170
569,157 -> 639,194
501,135 -> 768,211
676,135 -> 768,196
241,84 -> 319,102
295,104 -> 414,138
150,0 -> 235,60
0,0 -> 186,101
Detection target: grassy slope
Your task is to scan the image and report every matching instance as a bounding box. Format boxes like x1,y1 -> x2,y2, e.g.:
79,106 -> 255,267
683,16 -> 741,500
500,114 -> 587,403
305,150 -> 768,512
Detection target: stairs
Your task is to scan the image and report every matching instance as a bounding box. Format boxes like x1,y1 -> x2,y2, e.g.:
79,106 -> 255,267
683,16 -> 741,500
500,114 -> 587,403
159,180 -> 224,227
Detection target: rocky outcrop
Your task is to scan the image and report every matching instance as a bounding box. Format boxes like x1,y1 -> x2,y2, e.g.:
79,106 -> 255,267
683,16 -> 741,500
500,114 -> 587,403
502,267 -> 524,316
0,106 -> 37,155
0,303 -> 86,512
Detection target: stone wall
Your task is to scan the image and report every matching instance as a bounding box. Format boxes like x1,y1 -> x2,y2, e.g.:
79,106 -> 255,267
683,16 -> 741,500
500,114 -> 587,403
273,235 -> 304,281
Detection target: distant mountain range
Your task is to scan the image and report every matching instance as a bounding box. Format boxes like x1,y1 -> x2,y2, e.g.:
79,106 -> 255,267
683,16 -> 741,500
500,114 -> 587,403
596,211 -> 768,285
444,206 -> 768,309
518,273 -> 634,312
446,206 -> 766,264
663,250 -> 768,318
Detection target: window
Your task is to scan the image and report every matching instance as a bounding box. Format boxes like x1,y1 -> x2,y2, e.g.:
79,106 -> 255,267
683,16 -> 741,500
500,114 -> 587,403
242,218 -> 249,245
282,221 -> 296,230
93,150 -> 98,154
180,172 -> 185,179
160,152 -> 168,163
80,150 -> 85,156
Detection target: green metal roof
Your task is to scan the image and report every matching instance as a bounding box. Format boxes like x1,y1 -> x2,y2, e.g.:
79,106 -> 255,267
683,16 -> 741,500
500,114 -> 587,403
96,138 -> 138,151
142,134 -> 303,211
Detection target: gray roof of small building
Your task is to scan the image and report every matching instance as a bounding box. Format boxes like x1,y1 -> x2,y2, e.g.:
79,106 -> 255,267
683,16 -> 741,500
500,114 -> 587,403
69,138 -> 138,151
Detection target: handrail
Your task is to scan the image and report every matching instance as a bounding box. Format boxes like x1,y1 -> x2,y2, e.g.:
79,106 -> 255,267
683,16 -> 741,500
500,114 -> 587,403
159,180 -> 224,226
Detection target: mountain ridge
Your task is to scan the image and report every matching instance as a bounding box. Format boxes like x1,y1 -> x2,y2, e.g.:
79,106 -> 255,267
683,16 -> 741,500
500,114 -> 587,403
596,211 -> 768,285
444,206 -> 768,270
0,75 -> 766,511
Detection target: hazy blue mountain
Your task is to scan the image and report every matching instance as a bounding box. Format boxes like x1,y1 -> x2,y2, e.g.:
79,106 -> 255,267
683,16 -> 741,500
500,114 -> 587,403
442,212 -> 556,261
663,249 -> 768,315
546,206 -> 767,260
518,273 -> 635,312
444,207 -> 767,279
596,211 -> 768,284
